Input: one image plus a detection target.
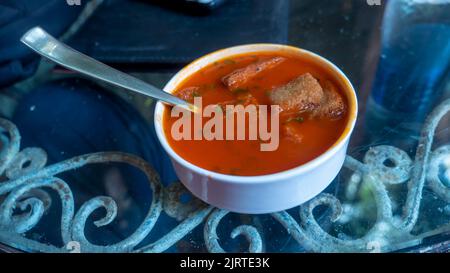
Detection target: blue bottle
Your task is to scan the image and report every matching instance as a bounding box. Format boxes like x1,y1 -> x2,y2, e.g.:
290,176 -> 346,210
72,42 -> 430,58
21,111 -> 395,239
366,0 -> 450,147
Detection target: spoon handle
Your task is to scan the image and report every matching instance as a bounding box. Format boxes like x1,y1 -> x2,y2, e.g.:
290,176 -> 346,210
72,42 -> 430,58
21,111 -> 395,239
21,27 -> 195,112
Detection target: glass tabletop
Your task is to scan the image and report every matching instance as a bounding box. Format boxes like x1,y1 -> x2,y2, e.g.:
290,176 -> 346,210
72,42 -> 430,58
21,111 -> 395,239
0,0 -> 449,253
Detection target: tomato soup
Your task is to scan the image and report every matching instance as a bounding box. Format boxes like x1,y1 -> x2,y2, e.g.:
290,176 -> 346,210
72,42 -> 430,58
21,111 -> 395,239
163,51 -> 349,176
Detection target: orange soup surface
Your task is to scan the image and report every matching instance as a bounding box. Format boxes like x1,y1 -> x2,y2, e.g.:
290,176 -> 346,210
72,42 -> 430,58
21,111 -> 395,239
163,52 -> 349,176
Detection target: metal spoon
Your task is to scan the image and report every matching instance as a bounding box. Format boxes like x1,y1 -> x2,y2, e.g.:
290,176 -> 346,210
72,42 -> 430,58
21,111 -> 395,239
20,26 -> 197,112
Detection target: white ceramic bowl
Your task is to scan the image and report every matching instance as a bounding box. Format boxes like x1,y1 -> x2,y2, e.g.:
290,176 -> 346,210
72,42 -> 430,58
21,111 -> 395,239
154,44 -> 358,214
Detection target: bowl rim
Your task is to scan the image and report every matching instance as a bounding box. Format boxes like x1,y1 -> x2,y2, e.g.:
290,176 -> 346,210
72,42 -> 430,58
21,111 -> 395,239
154,43 -> 358,184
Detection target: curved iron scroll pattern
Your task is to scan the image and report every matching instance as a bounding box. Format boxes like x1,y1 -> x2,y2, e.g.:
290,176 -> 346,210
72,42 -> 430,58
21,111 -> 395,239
0,99 -> 450,253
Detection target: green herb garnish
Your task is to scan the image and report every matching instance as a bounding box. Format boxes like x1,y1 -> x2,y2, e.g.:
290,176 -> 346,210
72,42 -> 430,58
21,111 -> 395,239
286,116 -> 304,123
231,87 -> 249,94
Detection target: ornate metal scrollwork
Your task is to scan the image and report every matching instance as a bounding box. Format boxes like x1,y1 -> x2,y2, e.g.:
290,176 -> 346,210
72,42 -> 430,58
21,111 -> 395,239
0,99 -> 450,252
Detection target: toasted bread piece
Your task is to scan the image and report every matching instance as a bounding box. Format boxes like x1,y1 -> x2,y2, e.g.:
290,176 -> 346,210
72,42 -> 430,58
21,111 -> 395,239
317,80 -> 346,119
282,123 -> 303,143
222,57 -> 285,91
269,73 -> 324,113
174,87 -> 200,103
